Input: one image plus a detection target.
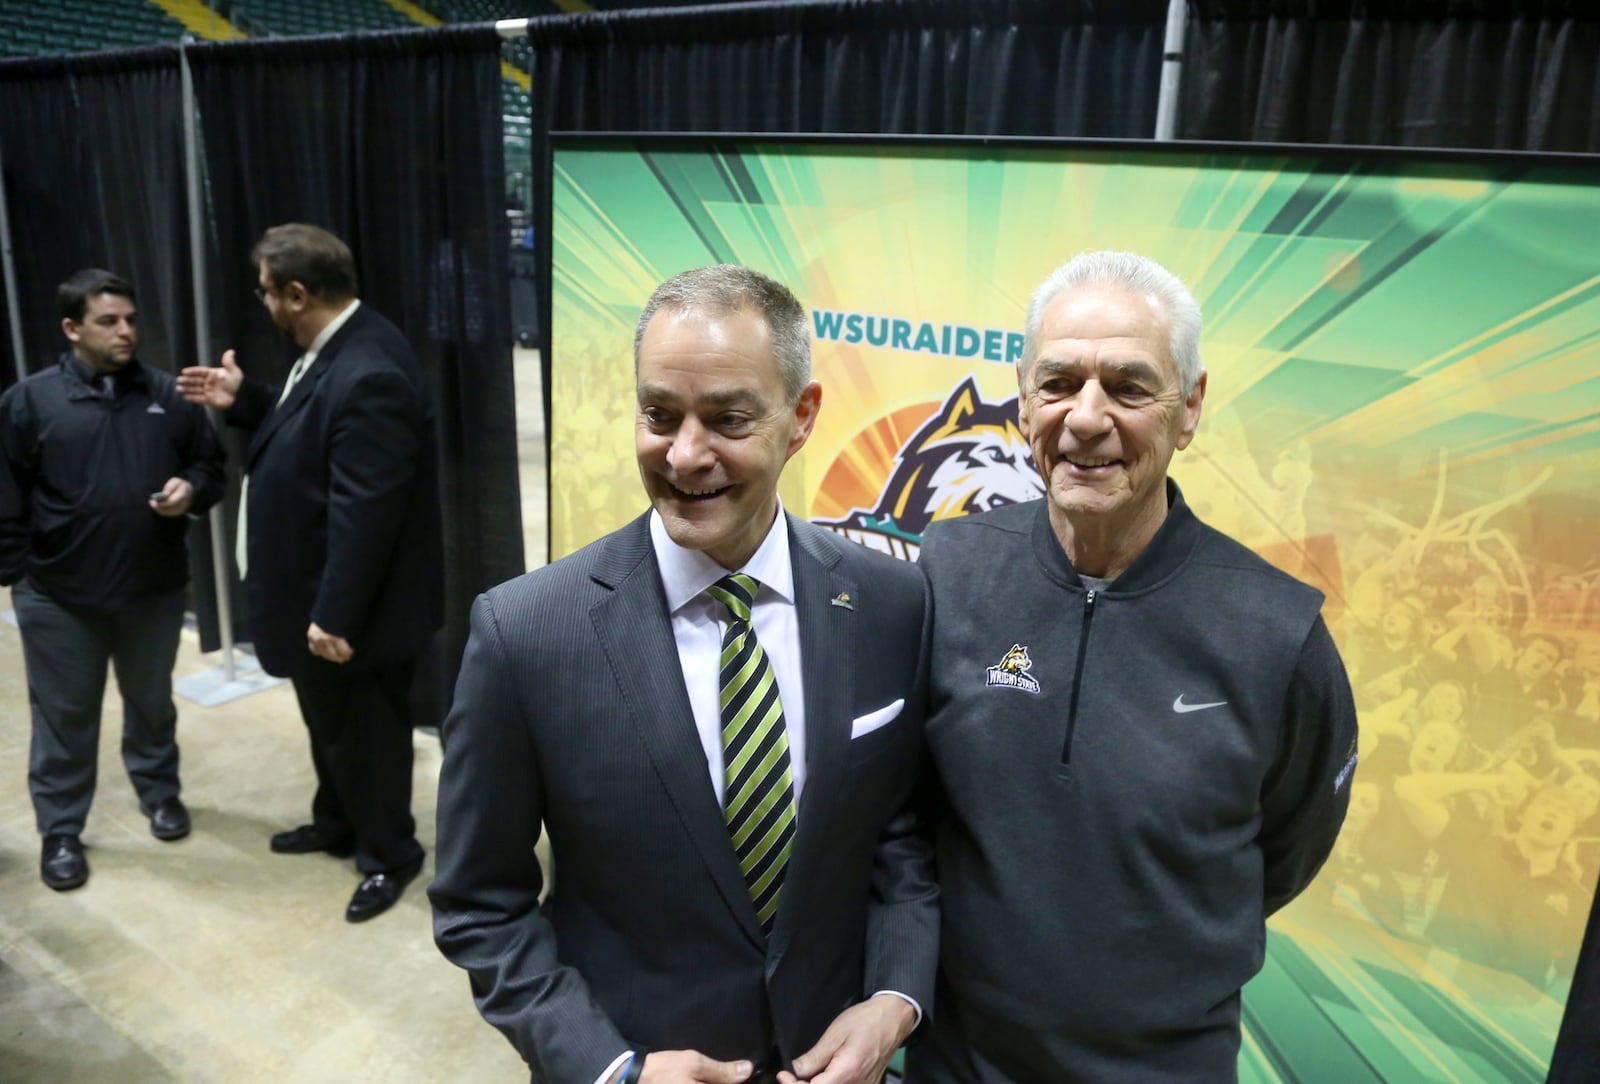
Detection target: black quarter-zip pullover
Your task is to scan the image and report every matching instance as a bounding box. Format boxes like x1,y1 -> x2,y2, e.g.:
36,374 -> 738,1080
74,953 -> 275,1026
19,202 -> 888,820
0,353 -> 224,609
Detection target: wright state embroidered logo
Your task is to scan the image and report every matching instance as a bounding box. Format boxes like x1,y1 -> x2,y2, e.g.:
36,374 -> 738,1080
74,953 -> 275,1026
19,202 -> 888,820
986,644 -> 1041,694
813,376 -> 1044,561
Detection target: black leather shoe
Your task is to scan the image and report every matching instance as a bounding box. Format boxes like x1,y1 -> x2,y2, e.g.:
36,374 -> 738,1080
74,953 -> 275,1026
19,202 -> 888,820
41,834 -> 88,891
140,796 -> 191,841
270,823 -> 355,857
345,855 -> 424,923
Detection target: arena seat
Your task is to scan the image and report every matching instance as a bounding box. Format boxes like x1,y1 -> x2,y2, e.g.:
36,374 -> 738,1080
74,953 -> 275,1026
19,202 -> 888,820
227,0 -> 413,38
422,1 -> 564,19
0,0 -> 189,59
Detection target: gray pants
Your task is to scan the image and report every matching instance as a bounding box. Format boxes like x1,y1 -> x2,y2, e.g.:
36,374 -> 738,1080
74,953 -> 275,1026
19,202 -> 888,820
12,578 -> 186,837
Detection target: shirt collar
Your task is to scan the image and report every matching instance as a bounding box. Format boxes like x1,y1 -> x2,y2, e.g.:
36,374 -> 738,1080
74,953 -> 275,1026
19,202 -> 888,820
61,352 -> 146,395
650,501 -> 795,615
303,298 -> 361,366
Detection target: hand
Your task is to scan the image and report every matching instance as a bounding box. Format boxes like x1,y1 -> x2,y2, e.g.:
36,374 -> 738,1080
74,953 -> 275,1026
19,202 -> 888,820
150,478 -> 194,517
177,349 -> 244,409
307,622 -> 354,664
779,996 -> 917,1084
635,1050 -> 753,1083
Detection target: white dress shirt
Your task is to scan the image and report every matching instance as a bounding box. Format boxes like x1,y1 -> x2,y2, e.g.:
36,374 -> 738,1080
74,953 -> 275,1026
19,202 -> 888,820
284,297 -> 362,401
650,503 -> 808,806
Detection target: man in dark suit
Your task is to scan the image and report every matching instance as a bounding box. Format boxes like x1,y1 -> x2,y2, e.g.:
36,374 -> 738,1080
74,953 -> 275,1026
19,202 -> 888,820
429,265 -> 937,1084
178,223 -> 443,923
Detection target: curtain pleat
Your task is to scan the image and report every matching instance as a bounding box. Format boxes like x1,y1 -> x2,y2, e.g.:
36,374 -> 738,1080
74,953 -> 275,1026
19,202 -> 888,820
186,25 -> 524,726
2,0 -> 1592,742
0,30 -> 522,712
1181,0 -> 1600,150
519,0 -> 1169,425
0,51 -> 227,646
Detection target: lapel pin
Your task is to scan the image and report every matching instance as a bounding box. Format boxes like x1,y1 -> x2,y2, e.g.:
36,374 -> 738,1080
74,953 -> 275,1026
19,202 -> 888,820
830,591 -> 853,610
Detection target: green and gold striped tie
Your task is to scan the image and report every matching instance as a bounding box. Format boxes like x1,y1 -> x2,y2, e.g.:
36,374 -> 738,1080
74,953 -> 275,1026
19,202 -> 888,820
707,573 -> 795,934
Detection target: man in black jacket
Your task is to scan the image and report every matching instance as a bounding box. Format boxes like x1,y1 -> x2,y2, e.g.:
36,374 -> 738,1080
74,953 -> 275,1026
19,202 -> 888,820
0,268 -> 224,890
179,224 -> 443,922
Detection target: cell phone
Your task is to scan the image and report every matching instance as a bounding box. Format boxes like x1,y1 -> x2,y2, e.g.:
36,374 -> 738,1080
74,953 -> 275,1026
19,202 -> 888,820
150,491 -> 170,502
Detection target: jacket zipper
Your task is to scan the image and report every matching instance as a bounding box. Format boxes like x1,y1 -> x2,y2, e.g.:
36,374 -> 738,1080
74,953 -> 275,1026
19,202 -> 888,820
1061,589 -> 1096,764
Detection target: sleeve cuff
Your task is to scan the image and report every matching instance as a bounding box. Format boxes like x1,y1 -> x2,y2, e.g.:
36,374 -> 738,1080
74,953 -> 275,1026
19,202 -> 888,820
593,1050 -> 633,1084
870,989 -> 923,1030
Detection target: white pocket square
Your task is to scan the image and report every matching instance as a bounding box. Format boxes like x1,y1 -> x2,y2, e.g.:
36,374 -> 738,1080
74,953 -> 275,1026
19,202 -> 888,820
850,699 -> 904,740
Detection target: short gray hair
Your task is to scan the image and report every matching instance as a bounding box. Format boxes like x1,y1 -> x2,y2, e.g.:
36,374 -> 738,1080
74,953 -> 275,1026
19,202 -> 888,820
633,265 -> 811,404
1019,251 -> 1203,395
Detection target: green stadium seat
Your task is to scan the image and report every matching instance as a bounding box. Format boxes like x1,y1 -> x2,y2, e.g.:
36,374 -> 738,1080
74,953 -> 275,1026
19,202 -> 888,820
0,0 -> 186,58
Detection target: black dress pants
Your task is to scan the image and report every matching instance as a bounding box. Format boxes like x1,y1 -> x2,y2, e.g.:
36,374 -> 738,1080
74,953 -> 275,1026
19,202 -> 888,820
290,655 -> 423,874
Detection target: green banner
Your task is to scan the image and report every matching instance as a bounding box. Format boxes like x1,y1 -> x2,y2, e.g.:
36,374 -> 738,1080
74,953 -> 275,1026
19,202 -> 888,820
551,138 -> 1600,1081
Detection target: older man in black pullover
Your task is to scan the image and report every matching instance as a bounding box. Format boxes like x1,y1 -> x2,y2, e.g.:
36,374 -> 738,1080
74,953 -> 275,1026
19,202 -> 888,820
908,251 -> 1358,1082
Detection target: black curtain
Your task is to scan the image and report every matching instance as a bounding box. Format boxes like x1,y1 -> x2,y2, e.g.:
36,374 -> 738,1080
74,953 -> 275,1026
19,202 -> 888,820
1181,0 -> 1600,150
520,0 -> 1169,407
188,25 -> 523,727
0,48 -> 190,386
0,47 -> 225,642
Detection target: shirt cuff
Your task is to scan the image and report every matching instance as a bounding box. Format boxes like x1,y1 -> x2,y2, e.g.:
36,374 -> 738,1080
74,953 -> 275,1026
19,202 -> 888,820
593,1050 -> 633,1084
869,989 -> 923,1029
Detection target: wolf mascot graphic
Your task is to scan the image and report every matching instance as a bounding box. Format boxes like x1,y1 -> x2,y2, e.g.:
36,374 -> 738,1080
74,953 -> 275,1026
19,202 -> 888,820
815,376 -> 1044,560
995,644 -> 1032,676
985,643 -> 1041,693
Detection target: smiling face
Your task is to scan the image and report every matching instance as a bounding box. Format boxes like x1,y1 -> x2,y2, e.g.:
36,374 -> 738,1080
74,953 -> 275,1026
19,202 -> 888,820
62,292 -> 138,373
635,305 -> 821,570
1020,283 -> 1204,567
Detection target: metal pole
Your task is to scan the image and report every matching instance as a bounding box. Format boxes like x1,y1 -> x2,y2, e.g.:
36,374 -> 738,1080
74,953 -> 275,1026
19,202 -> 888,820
495,18 -> 530,38
0,141 -> 29,385
180,39 -> 238,682
1154,0 -> 1188,141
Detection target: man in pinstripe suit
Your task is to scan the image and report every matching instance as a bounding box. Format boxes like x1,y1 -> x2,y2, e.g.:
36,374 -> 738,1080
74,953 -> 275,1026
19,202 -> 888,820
430,266 -> 937,1084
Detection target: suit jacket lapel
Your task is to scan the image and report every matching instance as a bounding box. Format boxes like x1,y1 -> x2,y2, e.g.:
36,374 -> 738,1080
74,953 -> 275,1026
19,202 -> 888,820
769,517 -> 856,957
589,514 -> 767,951
246,308 -> 361,465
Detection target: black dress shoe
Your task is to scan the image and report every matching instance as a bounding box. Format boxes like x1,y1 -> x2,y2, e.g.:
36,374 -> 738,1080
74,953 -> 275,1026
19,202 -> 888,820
270,823 -> 355,857
41,834 -> 88,891
140,796 -> 191,841
345,855 -> 425,923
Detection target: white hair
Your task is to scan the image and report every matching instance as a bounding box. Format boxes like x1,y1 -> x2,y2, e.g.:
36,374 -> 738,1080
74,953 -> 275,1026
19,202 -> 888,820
1019,251 -> 1203,395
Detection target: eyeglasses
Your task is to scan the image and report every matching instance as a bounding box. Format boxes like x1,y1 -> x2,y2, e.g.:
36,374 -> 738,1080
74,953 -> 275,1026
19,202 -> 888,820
254,285 -> 270,301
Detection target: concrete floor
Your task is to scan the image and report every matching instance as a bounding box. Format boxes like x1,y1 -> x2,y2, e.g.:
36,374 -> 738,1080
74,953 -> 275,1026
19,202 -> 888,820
0,348 -> 547,1082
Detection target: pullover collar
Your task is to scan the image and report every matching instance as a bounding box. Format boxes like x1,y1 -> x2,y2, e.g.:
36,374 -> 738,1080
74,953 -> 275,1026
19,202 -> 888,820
60,351 -> 148,399
1031,479 -> 1205,596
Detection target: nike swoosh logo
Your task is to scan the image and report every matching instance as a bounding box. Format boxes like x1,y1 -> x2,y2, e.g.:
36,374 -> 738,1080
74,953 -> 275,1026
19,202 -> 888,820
1173,695 -> 1227,714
